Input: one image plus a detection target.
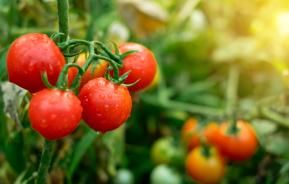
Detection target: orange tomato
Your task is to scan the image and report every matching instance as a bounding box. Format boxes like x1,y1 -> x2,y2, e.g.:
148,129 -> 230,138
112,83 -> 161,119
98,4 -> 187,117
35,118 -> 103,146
181,118 -> 201,150
181,118 -> 219,151
186,146 -> 226,184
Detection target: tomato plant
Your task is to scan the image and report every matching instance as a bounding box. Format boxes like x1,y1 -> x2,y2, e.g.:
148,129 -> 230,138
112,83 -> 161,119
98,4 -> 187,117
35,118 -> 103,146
186,146 -> 226,184
28,89 -> 82,140
78,77 -> 132,133
208,120 -> 258,161
7,33 -> 66,93
118,42 -> 157,92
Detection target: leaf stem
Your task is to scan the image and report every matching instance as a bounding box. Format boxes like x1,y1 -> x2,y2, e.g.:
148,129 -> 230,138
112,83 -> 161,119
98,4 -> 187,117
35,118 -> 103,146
226,64 -> 240,134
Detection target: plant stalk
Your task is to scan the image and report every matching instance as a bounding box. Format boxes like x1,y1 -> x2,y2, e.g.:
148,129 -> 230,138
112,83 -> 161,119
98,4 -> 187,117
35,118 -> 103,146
35,140 -> 54,184
57,0 -> 69,41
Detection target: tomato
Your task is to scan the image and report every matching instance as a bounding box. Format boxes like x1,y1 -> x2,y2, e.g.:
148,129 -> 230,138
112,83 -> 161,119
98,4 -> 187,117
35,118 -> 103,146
186,146 -> 225,184
118,42 -> 157,92
150,165 -> 182,184
143,64 -> 160,91
181,118 -> 219,151
7,33 -> 66,93
28,89 -> 82,140
69,53 -> 108,88
208,120 -> 258,161
113,169 -> 134,184
181,118 -> 201,150
78,77 -> 132,133
203,122 -> 220,145
151,137 -> 176,165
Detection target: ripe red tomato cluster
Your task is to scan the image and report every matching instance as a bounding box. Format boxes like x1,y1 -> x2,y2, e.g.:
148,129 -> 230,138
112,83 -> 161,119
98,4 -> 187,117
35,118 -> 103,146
182,118 -> 258,184
6,33 -> 158,140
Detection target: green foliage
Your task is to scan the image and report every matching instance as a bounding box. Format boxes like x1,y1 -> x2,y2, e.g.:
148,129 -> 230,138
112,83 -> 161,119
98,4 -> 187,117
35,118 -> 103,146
1,0 -> 289,183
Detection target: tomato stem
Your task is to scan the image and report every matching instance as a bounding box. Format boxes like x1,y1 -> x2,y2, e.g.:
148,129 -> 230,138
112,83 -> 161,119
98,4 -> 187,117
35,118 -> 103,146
36,140 -> 54,184
201,144 -> 211,158
56,63 -> 84,90
57,0 -> 69,41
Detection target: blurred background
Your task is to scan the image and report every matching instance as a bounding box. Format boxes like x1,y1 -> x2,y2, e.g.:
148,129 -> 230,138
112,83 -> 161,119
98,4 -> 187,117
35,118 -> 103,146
1,0 -> 289,183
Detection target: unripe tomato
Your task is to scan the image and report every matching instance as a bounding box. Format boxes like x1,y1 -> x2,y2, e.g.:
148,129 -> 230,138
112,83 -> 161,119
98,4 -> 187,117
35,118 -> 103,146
209,120 -> 258,161
69,53 -> 108,88
150,165 -> 182,184
118,42 -> 157,92
186,146 -> 225,184
78,77 -> 132,133
28,89 -> 82,140
151,137 -> 176,165
113,169 -> 134,184
7,33 -> 66,93
181,118 -> 219,151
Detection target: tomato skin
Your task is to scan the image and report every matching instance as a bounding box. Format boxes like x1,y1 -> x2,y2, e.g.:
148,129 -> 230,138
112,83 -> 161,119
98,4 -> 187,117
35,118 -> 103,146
209,120 -> 258,161
118,42 -> 157,92
78,77 -> 132,133
69,53 -> 108,88
28,89 -> 82,140
7,33 -> 66,93
186,146 -> 225,184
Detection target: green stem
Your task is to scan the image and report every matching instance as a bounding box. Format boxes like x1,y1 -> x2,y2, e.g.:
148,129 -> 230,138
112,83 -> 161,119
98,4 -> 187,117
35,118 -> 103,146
141,94 -> 224,117
226,64 -> 240,134
201,144 -> 211,158
56,63 -> 84,90
36,140 -> 54,184
57,0 -> 69,41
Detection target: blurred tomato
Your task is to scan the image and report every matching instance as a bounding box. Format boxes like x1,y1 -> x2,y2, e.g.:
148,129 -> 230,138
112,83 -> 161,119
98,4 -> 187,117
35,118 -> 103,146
150,165 -> 182,184
208,120 -> 258,161
186,146 -> 226,184
113,169 -> 134,184
182,118 -> 219,151
150,137 -> 176,165
181,118 -> 201,150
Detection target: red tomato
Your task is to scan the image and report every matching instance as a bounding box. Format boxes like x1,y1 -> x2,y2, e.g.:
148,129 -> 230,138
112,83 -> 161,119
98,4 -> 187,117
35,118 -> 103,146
186,146 -> 226,184
78,77 -> 132,133
28,89 -> 82,140
118,42 -> 157,92
69,53 -> 108,88
7,33 -> 66,93
208,120 -> 258,161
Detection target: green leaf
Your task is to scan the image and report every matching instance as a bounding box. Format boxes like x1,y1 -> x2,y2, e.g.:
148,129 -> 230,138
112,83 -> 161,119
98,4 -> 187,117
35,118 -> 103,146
0,48 -> 8,81
67,128 -> 99,177
5,131 -> 26,173
265,134 -> 289,156
0,83 -> 8,151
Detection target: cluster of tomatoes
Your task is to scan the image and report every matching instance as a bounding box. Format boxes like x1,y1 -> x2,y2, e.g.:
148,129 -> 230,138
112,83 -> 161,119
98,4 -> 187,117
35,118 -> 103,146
182,118 -> 258,184
6,33 -> 158,140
